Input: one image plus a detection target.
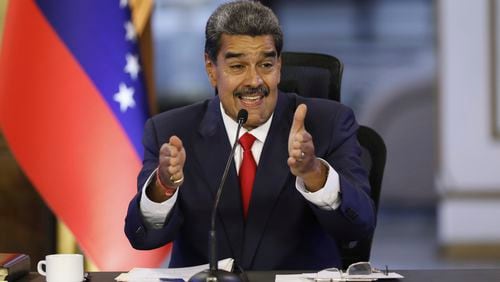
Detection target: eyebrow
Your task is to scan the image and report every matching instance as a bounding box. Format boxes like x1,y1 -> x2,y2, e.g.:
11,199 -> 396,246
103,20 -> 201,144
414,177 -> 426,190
263,51 -> 277,58
224,50 -> 277,60
224,52 -> 243,60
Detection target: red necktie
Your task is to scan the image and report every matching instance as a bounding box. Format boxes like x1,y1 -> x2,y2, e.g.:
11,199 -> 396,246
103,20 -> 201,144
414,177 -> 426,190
239,132 -> 257,218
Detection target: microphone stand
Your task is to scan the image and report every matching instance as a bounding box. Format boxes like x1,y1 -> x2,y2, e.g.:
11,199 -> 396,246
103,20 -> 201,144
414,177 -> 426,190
189,110 -> 247,282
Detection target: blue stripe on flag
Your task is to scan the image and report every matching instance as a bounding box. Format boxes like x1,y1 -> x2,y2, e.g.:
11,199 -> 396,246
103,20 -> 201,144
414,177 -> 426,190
35,0 -> 148,158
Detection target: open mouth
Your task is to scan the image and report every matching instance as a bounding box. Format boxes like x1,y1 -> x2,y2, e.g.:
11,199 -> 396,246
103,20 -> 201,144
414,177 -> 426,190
234,86 -> 269,108
238,94 -> 264,107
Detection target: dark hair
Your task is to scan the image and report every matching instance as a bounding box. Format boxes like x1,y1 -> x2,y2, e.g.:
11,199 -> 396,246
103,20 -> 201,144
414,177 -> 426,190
205,0 -> 283,63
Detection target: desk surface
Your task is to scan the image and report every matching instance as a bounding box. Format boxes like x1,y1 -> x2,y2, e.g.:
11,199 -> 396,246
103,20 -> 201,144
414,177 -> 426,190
20,268 -> 500,282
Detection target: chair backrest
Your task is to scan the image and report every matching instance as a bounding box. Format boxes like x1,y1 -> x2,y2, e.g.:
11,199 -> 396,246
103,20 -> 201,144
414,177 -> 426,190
278,52 -> 343,102
279,51 -> 386,269
340,125 -> 386,268
357,126 -> 386,212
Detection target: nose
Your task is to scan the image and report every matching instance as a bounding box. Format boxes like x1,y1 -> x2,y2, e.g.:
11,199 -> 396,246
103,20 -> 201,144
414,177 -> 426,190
244,66 -> 263,87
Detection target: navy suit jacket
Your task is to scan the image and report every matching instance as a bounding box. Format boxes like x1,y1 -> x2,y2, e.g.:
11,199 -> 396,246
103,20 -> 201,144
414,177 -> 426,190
125,92 -> 375,270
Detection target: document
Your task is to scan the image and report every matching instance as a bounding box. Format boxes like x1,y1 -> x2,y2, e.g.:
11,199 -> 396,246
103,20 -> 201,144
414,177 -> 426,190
275,269 -> 403,281
115,258 -> 234,282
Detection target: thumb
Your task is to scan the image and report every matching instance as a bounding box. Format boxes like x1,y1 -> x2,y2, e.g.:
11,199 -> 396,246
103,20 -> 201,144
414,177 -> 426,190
169,135 -> 183,151
291,104 -> 307,134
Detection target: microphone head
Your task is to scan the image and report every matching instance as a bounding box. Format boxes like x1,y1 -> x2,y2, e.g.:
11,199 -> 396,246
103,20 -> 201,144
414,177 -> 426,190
237,109 -> 248,124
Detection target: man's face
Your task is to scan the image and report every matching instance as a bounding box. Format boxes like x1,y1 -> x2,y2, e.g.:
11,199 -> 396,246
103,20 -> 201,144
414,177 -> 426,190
205,34 -> 281,129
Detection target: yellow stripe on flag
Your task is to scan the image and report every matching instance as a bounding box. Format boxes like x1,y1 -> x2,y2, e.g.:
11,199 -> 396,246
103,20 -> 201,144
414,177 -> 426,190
57,220 -> 99,271
0,0 -> 9,49
130,0 -> 153,35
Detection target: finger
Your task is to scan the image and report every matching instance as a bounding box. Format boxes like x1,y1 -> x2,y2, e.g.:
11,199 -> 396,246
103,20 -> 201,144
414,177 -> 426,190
159,143 -> 172,157
301,131 -> 312,142
169,156 -> 179,166
291,148 -> 302,159
169,135 -> 183,151
290,104 -> 307,134
170,171 -> 183,181
170,135 -> 186,165
167,165 -> 180,176
287,156 -> 297,167
159,157 -> 172,170
294,129 -> 312,143
292,142 -> 310,158
159,153 -> 172,169
293,133 -> 303,143
292,132 -> 314,159
291,137 -> 303,150
168,144 -> 178,158
287,156 -> 305,171
292,140 -> 302,150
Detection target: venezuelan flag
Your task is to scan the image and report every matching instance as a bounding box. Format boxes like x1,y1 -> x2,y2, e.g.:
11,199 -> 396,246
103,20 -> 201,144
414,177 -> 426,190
0,0 -> 168,270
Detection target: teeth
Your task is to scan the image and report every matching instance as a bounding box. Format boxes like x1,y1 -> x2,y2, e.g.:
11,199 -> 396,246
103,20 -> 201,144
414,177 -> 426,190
241,96 -> 260,101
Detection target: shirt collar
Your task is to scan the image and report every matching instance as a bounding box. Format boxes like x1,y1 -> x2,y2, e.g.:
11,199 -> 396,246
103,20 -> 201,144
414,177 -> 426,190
220,103 -> 273,145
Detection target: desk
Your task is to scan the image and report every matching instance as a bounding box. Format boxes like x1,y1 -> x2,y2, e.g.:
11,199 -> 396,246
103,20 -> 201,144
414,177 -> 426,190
20,268 -> 500,282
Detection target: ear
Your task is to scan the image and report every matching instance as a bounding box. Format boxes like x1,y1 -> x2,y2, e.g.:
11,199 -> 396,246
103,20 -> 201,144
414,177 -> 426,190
204,53 -> 217,88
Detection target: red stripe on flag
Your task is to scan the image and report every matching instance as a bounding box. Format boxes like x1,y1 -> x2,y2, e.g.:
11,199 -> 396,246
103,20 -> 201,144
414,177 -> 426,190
0,1 -> 169,270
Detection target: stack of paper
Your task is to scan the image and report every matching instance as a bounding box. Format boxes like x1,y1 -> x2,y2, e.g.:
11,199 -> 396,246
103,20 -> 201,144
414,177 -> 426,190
275,269 -> 404,281
115,258 -> 234,282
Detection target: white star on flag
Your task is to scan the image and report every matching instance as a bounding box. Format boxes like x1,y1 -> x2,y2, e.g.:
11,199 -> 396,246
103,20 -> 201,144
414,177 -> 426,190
124,53 -> 141,80
124,21 -> 137,41
114,83 -> 136,112
119,0 -> 128,8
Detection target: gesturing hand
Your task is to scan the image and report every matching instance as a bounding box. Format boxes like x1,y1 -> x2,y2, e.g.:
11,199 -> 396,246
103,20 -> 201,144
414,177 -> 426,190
287,104 -> 327,191
158,135 -> 186,189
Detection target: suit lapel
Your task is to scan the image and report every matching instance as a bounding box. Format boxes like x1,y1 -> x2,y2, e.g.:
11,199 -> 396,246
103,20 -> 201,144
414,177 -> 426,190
192,97 -> 245,262
241,92 -> 295,268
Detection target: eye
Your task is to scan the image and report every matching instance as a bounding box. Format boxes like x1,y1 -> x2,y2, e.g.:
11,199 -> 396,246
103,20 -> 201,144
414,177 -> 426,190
260,62 -> 274,69
230,64 -> 244,70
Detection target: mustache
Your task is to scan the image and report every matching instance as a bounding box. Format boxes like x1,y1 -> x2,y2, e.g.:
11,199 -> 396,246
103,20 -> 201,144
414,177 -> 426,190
234,85 -> 270,97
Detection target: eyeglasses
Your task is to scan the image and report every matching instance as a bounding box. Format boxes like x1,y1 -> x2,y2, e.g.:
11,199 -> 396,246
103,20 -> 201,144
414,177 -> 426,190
313,262 -> 389,281
314,267 -> 341,281
346,261 -> 372,275
347,262 -> 389,276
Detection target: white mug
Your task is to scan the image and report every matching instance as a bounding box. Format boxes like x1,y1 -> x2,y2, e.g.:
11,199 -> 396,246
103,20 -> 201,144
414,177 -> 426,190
37,254 -> 84,282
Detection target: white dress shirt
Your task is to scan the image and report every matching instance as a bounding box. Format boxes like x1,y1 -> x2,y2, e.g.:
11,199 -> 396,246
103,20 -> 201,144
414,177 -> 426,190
140,103 -> 341,229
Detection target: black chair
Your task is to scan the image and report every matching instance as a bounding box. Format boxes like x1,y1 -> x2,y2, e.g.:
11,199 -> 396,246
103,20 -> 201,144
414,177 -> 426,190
341,125 -> 386,268
278,52 -> 343,102
279,51 -> 387,269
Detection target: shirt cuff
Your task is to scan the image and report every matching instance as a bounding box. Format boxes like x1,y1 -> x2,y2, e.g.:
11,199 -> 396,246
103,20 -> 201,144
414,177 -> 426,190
140,168 -> 178,229
295,158 -> 341,210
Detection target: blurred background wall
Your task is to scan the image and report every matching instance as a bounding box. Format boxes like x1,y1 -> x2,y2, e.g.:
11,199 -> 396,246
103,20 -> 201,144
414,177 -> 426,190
1,0 -> 500,270
438,0 -> 500,260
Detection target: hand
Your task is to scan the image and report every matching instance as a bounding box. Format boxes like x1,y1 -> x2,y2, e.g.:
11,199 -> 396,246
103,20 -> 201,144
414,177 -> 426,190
158,135 -> 186,189
287,104 -> 327,191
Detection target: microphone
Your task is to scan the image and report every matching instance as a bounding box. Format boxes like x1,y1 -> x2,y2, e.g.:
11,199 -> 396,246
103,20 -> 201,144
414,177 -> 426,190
189,109 -> 248,282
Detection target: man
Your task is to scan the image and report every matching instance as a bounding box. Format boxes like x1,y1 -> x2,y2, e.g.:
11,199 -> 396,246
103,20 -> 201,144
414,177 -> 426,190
125,0 -> 375,271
